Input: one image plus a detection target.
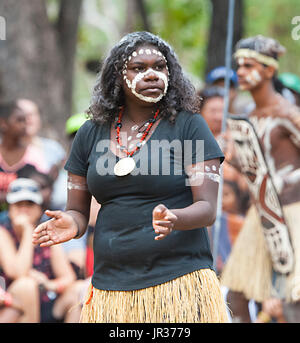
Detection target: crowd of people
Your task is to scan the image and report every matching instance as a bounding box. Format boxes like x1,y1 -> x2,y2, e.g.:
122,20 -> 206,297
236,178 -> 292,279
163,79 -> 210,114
0,102 -> 94,322
0,30 -> 300,323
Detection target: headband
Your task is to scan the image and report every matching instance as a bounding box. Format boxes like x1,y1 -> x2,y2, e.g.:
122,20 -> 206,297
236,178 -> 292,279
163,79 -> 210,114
234,49 -> 279,70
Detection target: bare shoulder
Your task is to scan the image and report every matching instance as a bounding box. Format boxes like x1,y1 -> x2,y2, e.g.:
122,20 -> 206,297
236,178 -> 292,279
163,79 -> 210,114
253,96 -> 300,130
270,97 -> 299,121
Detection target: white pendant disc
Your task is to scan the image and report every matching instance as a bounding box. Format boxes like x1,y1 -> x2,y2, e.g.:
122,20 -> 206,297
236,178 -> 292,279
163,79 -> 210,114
114,157 -> 136,176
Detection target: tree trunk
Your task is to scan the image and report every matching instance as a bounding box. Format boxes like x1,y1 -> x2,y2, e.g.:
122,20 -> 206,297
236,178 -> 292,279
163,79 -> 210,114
205,0 -> 244,76
0,0 -> 82,144
123,0 -> 151,34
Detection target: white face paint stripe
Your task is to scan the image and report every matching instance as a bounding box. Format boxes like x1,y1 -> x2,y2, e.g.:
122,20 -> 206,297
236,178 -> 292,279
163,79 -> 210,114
125,68 -> 169,103
245,69 -> 262,87
122,48 -> 169,103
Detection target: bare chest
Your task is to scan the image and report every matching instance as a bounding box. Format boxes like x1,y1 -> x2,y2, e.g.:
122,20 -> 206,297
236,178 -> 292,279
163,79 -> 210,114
250,115 -> 300,171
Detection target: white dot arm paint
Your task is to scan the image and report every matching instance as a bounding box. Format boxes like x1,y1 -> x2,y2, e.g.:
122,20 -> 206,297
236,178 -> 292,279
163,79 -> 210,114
67,175 -> 89,191
185,161 -> 221,187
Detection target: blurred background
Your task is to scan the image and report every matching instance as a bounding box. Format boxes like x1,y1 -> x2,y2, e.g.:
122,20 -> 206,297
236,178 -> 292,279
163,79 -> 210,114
0,0 -> 299,144
0,0 -> 300,324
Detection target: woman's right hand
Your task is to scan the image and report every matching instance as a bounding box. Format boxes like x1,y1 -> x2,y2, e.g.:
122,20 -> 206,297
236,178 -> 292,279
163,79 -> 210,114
32,210 -> 78,247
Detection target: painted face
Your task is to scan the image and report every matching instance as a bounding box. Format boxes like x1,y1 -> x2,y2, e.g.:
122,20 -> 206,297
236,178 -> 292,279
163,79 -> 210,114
122,46 -> 169,103
236,57 -> 263,91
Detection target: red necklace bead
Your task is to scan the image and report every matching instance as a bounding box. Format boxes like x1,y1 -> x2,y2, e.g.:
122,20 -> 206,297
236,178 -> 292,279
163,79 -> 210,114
116,107 -> 160,157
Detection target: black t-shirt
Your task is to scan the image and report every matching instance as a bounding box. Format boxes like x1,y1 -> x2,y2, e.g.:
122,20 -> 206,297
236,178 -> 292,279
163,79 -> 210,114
65,110 -> 224,291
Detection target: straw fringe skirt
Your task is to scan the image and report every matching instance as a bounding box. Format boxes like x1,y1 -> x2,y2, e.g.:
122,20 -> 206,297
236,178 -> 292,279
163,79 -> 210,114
220,202 -> 300,303
80,269 -> 228,323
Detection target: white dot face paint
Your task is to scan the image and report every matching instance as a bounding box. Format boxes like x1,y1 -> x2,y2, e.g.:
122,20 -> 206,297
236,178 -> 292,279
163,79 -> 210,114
123,48 -> 169,103
237,57 -> 263,90
238,58 -> 245,66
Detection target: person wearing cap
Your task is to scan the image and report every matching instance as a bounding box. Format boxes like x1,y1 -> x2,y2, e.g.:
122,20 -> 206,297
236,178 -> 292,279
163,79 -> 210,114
205,66 -> 239,114
0,178 -> 77,322
221,35 -> 300,322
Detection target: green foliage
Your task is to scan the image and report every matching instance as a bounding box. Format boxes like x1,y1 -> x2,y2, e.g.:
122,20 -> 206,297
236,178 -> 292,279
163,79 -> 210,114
244,0 -> 300,76
146,0 -> 210,78
68,0 -> 300,113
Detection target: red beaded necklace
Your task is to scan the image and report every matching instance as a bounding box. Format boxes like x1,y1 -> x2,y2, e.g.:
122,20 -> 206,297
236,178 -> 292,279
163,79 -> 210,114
115,106 -> 160,157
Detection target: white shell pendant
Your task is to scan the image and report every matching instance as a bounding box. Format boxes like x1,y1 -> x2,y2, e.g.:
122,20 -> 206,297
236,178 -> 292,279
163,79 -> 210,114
114,157 -> 136,176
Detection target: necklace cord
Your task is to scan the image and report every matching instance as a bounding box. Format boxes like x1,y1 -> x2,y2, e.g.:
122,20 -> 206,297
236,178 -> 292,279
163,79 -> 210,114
116,107 -> 160,157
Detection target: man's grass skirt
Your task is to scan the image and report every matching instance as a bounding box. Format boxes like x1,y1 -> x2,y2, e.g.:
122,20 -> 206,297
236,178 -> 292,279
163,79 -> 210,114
221,202 -> 300,303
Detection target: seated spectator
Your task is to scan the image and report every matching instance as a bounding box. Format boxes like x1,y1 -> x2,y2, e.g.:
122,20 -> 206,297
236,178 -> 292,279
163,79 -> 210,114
0,178 -> 78,322
17,99 -> 66,181
205,66 -> 239,114
18,168 -> 54,211
0,101 -> 49,212
49,113 -> 97,279
0,277 -> 38,322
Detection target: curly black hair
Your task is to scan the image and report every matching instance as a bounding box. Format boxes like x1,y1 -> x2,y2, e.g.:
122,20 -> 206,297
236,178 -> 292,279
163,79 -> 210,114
87,31 -> 200,125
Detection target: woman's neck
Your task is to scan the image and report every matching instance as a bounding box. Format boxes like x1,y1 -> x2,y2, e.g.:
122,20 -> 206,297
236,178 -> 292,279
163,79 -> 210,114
123,101 -> 159,125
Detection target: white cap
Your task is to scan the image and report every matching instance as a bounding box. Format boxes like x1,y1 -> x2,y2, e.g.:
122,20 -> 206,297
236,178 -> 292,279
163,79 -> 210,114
6,178 -> 43,205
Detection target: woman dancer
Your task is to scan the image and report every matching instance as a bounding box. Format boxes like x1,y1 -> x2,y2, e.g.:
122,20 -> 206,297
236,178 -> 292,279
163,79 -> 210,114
33,31 -> 227,323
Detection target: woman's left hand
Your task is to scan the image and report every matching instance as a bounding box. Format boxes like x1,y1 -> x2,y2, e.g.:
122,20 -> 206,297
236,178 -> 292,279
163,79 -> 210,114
152,204 -> 177,240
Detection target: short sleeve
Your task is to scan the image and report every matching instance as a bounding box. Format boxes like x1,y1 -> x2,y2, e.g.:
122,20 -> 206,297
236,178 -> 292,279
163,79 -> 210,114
64,120 -> 94,177
182,113 -> 225,165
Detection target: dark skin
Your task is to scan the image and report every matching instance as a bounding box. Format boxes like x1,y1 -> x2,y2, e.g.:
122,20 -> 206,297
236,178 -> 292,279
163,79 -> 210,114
226,56 -> 300,323
0,108 -> 27,167
32,43 -> 220,245
231,57 -> 300,205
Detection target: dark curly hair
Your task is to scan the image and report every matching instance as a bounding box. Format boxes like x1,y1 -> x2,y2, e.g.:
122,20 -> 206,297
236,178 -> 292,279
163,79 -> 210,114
87,31 -> 200,125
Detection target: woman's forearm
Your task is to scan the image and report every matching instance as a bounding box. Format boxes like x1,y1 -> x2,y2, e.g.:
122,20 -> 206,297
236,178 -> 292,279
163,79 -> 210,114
171,201 -> 216,231
66,209 -> 89,239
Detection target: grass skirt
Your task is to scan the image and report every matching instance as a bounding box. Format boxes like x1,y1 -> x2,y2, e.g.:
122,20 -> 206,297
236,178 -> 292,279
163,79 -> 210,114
220,202 -> 300,303
80,269 -> 228,323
